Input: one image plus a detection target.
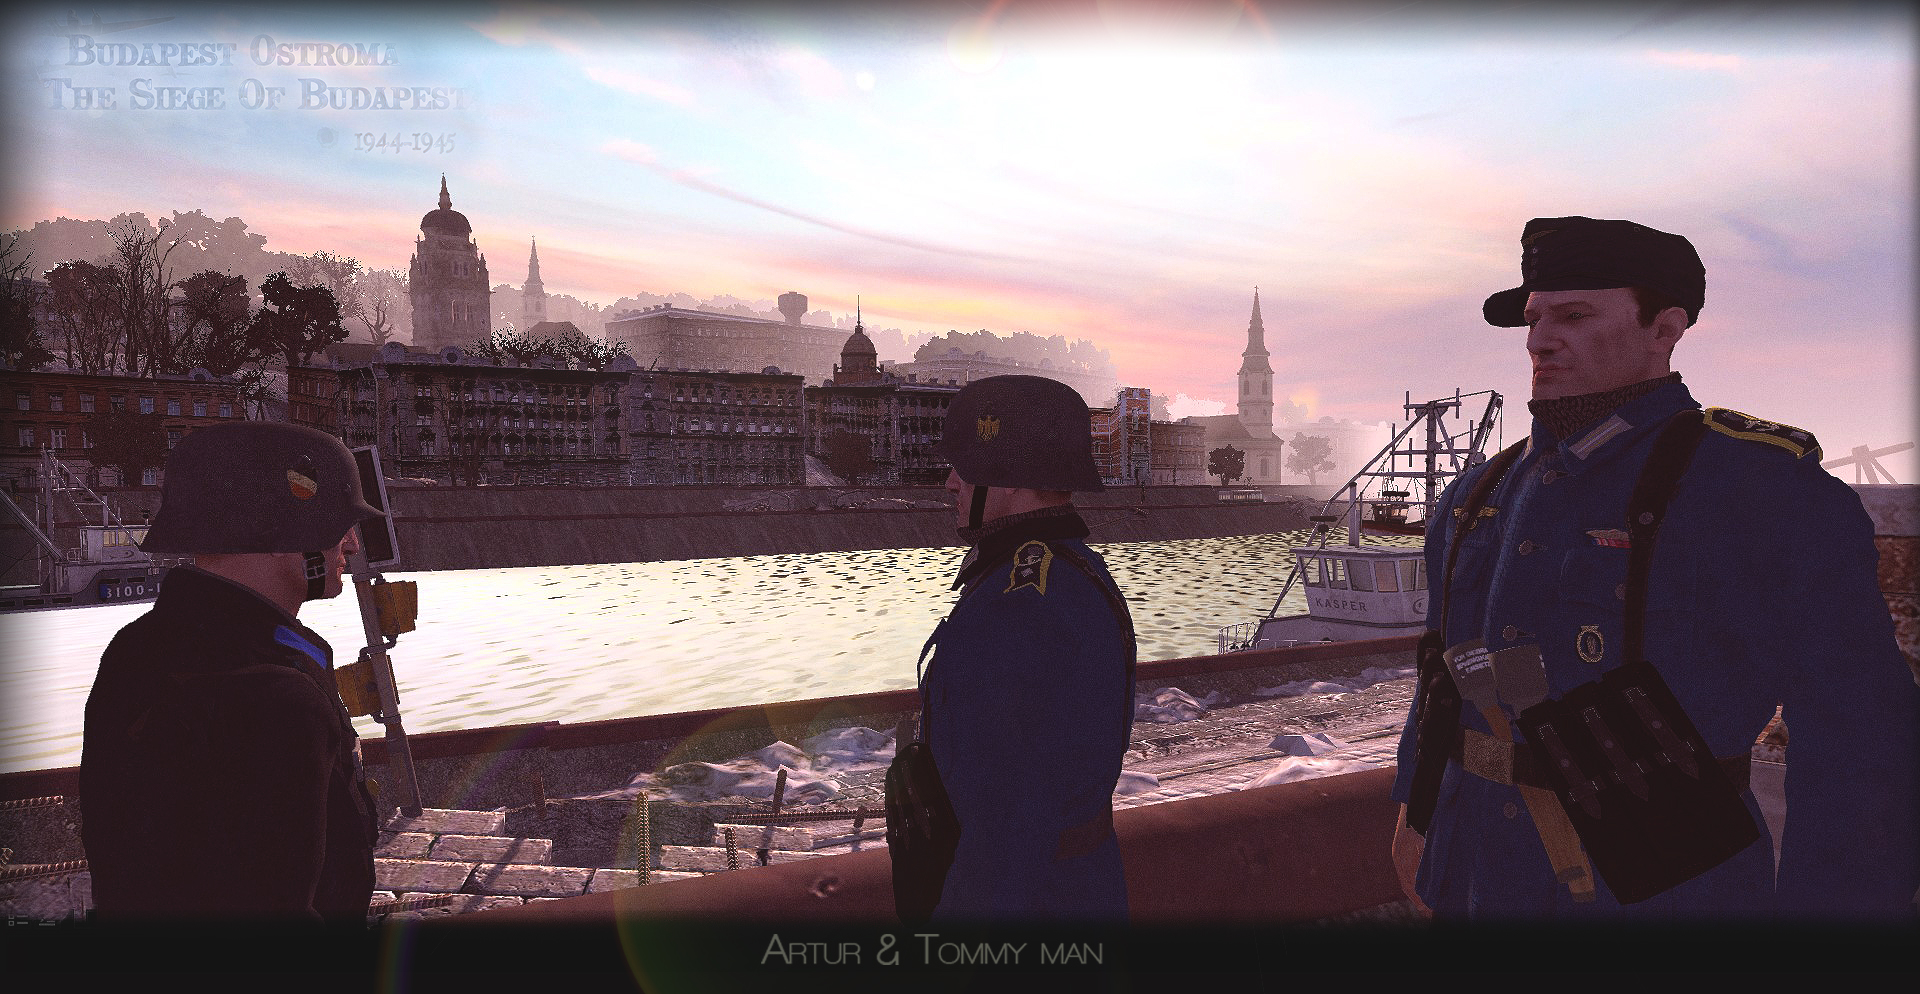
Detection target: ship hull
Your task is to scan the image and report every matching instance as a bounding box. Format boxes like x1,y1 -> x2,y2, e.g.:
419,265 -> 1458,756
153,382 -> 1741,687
0,564 -> 170,614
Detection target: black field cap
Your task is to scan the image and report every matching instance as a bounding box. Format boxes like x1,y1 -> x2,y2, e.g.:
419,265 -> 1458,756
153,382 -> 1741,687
1483,216 -> 1706,327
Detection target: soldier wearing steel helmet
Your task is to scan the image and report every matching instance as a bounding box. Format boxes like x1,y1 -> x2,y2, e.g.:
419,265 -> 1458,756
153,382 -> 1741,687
913,374 -> 1136,921
80,422 -> 386,922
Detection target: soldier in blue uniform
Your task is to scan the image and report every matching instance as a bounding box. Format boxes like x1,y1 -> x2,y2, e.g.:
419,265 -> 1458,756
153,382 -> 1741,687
1390,216 -> 1920,919
912,374 -> 1135,922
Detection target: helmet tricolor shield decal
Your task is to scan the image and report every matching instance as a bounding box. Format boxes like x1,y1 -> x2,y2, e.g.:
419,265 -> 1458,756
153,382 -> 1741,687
288,469 -> 318,499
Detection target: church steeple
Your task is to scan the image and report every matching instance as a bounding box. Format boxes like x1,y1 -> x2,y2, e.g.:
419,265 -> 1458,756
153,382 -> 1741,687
1237,287 -> 1274,436
1246,286 -> 1267,354
438,174 -> 451,211
522,237 -> 547,327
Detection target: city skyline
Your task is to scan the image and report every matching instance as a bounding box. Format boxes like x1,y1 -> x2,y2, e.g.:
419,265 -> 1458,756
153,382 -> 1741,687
4,1 -> 1913,479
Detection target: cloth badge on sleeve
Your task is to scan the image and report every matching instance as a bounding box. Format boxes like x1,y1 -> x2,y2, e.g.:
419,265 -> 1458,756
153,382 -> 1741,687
1586,528 -> 1631,549
1005,540 -> 1054,595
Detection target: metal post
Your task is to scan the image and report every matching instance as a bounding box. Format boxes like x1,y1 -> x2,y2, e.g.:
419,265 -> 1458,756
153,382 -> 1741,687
348,546 -> 423,816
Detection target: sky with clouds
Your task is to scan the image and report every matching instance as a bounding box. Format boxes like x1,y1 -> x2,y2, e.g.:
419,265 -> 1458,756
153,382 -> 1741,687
4,1 -> 1914,480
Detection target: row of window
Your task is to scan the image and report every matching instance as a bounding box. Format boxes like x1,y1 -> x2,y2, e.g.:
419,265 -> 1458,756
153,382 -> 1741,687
13,391 -> 232,418
635,416 -> 798,435
18,427 -> 187,450
1299,556 -> 1430,593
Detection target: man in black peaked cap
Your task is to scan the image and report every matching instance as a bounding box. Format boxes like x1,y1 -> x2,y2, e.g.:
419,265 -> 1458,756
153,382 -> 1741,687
1391,216 -> 1920,920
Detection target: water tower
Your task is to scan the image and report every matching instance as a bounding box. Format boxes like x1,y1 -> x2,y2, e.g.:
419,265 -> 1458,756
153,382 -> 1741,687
777,291 -> 807,325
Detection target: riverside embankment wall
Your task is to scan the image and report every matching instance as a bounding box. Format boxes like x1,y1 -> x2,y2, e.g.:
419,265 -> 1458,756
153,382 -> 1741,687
382,485 -> 1324,572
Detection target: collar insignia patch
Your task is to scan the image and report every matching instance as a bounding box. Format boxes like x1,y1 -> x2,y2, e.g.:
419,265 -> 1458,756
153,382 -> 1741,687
1005,540 -> 1053,595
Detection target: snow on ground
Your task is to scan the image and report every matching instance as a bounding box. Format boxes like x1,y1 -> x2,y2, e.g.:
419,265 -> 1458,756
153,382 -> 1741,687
1253,664 -> 1415,699
1245,757 -> 1385,788
616,727 -> 899,804
1134,687 -> 1227,723
585,666 -> 1417,805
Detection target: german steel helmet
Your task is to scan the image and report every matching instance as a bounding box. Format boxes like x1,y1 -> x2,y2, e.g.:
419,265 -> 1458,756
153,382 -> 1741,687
141,422 -> 385,554
938,375 -> 1104,491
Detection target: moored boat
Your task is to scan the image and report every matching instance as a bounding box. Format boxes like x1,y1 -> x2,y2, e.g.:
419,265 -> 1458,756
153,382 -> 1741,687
1218,389 -> 1504,653
0,450 -> 188,613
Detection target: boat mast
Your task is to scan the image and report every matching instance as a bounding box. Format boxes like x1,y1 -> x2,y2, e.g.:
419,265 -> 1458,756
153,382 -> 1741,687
43,447 -> 54,592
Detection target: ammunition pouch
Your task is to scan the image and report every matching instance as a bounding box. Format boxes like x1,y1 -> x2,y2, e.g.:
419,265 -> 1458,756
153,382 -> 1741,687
883,739 -> 960,924
1405,629 -> 1460,836
1515,659 -> 1760,904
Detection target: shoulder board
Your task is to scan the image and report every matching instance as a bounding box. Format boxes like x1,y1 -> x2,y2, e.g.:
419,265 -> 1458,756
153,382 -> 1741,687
1702,407 -> 1821,461
1004,540 -> 1055,595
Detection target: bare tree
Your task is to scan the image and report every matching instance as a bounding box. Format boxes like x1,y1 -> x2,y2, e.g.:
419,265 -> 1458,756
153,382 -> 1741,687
350,267 -> 407,346
0,234 -> 54,371
46,260 -> 123,375
103,216 -> 183,377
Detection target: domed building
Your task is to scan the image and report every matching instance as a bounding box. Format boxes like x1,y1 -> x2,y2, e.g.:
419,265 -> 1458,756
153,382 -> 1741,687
831,301 -> 881,384
409,176 -> 493,351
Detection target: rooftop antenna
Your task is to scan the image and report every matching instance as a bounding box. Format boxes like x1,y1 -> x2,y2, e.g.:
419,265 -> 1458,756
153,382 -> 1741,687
1821,441 -> 1914,484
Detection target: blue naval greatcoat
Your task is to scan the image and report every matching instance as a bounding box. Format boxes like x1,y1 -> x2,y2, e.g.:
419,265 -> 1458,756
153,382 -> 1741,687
920,509 -> 1135,922
1391,380 -> 1920,919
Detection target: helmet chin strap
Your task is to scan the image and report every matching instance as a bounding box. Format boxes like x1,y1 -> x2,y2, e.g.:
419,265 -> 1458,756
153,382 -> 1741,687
302,551 -> 328,601
967,484 -> 989,531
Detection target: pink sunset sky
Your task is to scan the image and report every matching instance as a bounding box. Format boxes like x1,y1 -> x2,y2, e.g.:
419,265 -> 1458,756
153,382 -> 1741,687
4,1 -> 1913,480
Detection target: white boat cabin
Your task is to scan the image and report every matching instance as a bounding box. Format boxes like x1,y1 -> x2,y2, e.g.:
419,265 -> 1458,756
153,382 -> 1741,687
1229,545 -> 1432,651
1293,545 -> 1428,627
70,525 -> 151,564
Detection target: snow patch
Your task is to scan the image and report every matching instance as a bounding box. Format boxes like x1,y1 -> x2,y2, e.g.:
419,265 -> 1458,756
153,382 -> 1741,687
1255,664 -> 1415,699
598,728 -> 907,804
1243,756 -> 1383,788
1135,687 -> 1224,723
1269,732 -> 1349,756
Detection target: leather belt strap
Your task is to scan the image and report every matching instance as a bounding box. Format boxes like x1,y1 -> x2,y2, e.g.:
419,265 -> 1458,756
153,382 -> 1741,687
1474,705 -> 1596,902
1457,726 -> 1753,792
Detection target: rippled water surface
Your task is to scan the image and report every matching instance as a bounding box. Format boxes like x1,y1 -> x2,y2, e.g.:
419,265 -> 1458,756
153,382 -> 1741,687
0,529 -> 1416,773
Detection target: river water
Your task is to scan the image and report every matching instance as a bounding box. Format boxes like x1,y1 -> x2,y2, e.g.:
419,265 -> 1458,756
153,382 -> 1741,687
0,528 -> 1417,774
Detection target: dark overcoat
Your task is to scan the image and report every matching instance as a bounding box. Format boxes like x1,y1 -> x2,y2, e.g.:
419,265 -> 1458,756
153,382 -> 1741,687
81,566 -> 377,921
1392,381 -> 1920,918
921,508 -> 1135,922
